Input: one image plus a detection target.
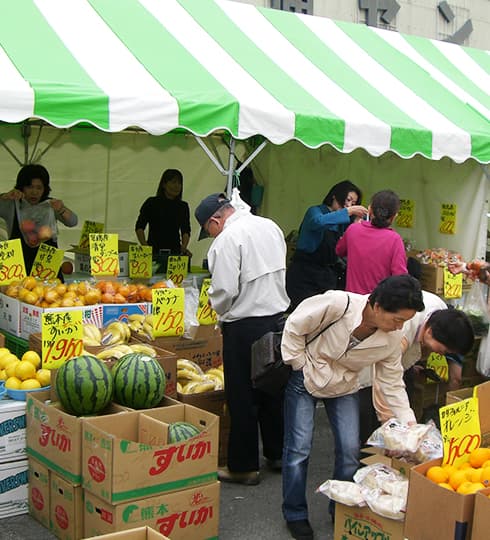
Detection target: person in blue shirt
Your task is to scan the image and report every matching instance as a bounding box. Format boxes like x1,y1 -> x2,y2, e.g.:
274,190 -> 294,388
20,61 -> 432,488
286,180 -> 367,311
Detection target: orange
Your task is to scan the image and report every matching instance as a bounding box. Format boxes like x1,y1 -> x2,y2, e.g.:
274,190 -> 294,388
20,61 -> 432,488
43,288 -> 59,304
459,461 -> 472,470
5,376 -> 21,389
438,482 -> 454,491
443,464 -> 458,478
23,276 -> 38,291
426,466 -> 449,484
466,468 -> 482,483
21,351 -> 41,369
15,360 -> 36,381
482,460 -> 490,469
480,467 -> 490,486
457,481 -> 485,495
20,378 -> 41,390
469,447 -> 490,468
449,469 -> 468,490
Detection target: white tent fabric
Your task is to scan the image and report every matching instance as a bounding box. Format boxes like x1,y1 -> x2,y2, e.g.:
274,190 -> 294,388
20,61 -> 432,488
0,0 -> 489,163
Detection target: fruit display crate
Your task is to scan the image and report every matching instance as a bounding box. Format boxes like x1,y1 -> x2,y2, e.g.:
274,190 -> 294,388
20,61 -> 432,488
0,331 -> 29,359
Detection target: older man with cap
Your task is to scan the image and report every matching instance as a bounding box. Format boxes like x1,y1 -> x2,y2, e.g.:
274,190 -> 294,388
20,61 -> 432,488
195,193 -> 290,485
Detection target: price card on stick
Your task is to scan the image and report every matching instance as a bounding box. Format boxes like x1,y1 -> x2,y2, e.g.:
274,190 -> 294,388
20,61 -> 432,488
426,352 -> 449,383
395,199 -> 415,228
197,278 -> 217,325
443,268 -> 463,299
166,255 -> 188,286
439,203 -> 457,235
78,221 -> 104,249
129,245 -> 152,279
0,239 -> 26,285
152,287 -> 185,337
41,310 -> 84,369
30,243 -> 64,280
89,233 -> 120,277
439,390 -> 481,468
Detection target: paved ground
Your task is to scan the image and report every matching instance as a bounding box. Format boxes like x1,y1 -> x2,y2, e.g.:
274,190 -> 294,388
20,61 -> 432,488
1,407 -> 335,539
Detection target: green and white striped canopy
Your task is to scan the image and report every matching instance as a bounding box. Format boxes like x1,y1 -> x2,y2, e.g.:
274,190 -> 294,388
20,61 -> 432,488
1,0 -> 490,163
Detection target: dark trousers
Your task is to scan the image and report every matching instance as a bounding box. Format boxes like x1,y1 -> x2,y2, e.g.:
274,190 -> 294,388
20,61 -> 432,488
222,314 -> 284,472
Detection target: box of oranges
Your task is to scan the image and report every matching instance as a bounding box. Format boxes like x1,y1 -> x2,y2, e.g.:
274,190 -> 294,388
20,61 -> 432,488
471,487 -> 490,540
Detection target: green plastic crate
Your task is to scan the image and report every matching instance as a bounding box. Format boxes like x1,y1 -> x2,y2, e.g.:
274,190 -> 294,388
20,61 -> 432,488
0,331 -> 29,358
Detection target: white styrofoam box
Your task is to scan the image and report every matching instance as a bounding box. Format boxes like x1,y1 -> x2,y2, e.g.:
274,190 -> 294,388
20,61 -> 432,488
74,252 -> 129,277
0,398 -> 27,464
20,303 -> 104,340
0,458 -> 28,518
0,293 -> 21,336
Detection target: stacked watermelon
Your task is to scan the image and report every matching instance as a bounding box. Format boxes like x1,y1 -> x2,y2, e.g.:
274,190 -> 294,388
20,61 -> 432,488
168,421 -> 201,444
112,352 -> 166,409
55,355 -> 113,416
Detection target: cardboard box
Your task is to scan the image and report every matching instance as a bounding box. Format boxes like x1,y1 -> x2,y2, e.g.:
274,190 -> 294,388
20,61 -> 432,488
20,302 -> 103,340
334,503 -> 404,540
83,481 -> 220,540
0,458 -> 28,518
70,240 -> 136,277
134,326 -> 223,371
82,526 -> 170,540
26,391 -> 129,485
102,302 -> 150,326
50,471 -> 84,540
0,397 -> 27,463
404,458 -> 476,540
28,457 -> 50,528
0,292 -> 21,336
82,404 -> 219,504
470,487 -> 490,540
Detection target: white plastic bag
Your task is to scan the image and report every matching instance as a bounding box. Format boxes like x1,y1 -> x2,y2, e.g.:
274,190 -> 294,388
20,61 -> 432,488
230,187 -> 251,212
462,281 -> 490,337
477,327 -> 490,377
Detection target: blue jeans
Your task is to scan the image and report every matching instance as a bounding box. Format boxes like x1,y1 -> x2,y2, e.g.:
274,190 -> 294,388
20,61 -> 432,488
282,369 -> 360,522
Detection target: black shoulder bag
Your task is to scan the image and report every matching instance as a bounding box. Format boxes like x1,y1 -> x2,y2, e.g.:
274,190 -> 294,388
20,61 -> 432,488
251,296 -> 350,396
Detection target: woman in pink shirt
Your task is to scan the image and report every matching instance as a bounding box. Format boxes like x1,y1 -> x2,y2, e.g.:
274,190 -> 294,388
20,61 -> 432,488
336,190 -> 407,294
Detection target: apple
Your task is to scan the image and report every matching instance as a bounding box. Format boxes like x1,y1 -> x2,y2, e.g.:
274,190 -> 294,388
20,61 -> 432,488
20,219 -> 36,233
38,225 -> 53,241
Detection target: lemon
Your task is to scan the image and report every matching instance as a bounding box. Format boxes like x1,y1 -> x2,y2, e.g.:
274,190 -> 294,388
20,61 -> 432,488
5,376 -> 22,389
15,360 -> 37,381
36,369 -> 51,387
21,350 -> 41,369
5,359 -> 21,378
0,369 -> 6,381
0,353 -> 18,370
20,378 -> 41,390
0,347 -> 11,361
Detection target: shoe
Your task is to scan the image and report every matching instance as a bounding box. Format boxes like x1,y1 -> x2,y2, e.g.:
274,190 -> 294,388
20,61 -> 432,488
218,467 -> 260,485
286,519 -> 314,540
265,458 -> 282,471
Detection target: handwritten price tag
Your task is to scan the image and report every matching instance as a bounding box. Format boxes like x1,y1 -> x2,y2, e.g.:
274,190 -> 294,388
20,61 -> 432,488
78,221 -> 104,249
129,245 -> 152,279
0,239 -> 26,285
152,287 -> 185,337
30,243 -> 64,280
439,391 -> 481,467
426,352 -> 449,383
89,233 -> 120,276
395,199 -> 415,229
166,256 -> 188,286
197,278 -> 217,325
439,203 -> 457,235
443,268 -> 463,299
41,310 -> 84,369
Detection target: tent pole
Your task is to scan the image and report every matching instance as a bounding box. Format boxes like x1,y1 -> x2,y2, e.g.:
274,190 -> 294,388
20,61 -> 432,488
236,140 -> 268,174
194,136 -> 226,175
225,138 -> 236,198
0,138 -> 22,167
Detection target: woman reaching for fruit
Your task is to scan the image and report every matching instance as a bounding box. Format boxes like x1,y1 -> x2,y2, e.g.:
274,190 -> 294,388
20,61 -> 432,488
0,164 -> 78,275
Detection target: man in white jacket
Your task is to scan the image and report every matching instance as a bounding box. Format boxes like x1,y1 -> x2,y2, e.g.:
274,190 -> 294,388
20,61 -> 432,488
195,193 -> 290,486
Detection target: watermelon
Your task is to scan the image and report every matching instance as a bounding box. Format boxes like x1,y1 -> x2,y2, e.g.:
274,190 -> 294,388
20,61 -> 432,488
168,421 -> 201,444
112,353 -> 166,409
55,355 -> 114,416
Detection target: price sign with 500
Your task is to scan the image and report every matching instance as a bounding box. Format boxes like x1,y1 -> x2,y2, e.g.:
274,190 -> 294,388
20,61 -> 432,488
0,239 -> 26,285
152,288 -> 185,337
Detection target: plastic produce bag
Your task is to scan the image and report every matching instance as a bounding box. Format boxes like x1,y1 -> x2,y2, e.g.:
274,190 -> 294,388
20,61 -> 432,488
477,326 -> 490,377
182,281 -> 200,338
15,199 -> 57,247
461,281 -> 490,337
315,479 -> 365,506
366,418 -> 431,454
230,187 -> 251,213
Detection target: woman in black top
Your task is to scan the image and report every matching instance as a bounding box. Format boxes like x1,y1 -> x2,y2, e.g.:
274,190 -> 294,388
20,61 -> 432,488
135,169 -> 192,258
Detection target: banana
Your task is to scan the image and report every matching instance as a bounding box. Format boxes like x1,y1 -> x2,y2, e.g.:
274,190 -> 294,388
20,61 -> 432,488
144,314 -> 153,325
177,368 -> 204,382
96,347 -> 125,360
205,368 -> 224,382
142,322 -> 154,339
180,381 -> 202,394
187,380 -> 216,394
204,373 -> 223,390
101,321 -> 129,346
83,336 -> 103,347
83,323 -> 102,343
177,359 -> 204,376
177,381 -> 184,394
128,320 -> 143,332
129,343 -> 157,357
128,314 -> 146,323
112,344 -> 134,355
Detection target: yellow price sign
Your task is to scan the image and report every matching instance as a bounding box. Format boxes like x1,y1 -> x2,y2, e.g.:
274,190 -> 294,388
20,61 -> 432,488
41,310 -> 84,369
197,278 -> 217,325
78,221 -> 104,249
426,352 -> 449,383
152,287 -> 185,337
395,199 -> 415,229
443,268 -> 463,299
439,203 -> 457,235
30,243 -> 64,281
129,245 -> 152,279
89,233 -> 120,276
439,392 -> 481,467
166,256 -> 188,286
0,239 -> 26,285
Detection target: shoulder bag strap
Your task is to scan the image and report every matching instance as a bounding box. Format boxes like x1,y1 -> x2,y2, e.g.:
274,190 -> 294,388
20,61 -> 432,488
305,295 -> 350,347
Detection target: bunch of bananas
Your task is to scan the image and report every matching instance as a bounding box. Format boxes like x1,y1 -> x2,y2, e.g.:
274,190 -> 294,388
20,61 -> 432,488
101,321 -> 131,346
95,343 -> 158,361
83,323 -> 103,347
127,314 -> 153,340
177,358 -> 224,394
